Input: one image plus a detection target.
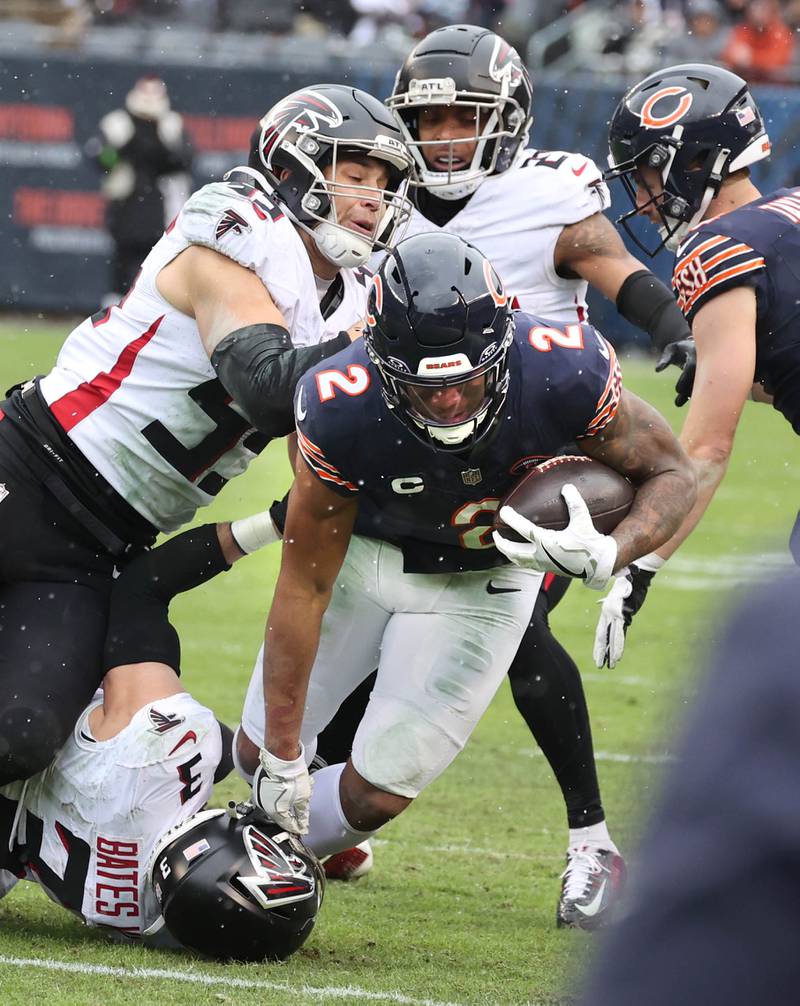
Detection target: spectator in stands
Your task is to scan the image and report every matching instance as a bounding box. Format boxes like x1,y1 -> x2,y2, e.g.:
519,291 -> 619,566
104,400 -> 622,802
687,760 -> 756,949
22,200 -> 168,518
86,76 -> 193,299
721,0 -> 794,83
661,0 -> 727,65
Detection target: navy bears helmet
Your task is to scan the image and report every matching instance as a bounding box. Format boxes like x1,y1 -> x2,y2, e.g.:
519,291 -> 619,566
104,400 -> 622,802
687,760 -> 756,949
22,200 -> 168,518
606,63 -> 771,255
365,231 -> 513,451
148,803 -> 324,962
387,24 -> 533,200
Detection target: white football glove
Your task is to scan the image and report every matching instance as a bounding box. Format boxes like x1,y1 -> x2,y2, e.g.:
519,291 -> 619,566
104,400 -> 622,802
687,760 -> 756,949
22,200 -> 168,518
492,483 -> 617,591
592,554 -> 664,668
592,572 -> 633,669
252,745 -> 312,835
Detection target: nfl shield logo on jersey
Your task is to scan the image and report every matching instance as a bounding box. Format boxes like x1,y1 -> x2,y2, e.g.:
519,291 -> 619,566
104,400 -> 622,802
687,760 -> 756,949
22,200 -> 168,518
461,468 -> 483,486
0,484 -> 8,504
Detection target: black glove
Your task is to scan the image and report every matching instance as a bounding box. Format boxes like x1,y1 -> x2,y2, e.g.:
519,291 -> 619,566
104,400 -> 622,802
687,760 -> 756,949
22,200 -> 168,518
656,337 -> 696,407
593,563 -> 658,669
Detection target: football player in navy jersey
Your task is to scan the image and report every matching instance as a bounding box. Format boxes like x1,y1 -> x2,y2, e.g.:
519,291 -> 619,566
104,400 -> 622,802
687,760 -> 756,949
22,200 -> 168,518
308,25 -> 700,924
234,232 -> 695,914
595,62 -> 796,667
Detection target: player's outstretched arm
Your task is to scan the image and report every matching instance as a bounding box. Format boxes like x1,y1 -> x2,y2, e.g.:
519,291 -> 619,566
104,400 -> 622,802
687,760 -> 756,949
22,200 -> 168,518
556,212 -> 695,402
647,286 -> 757,562
581,387 -> 696,571
253,461 -> 358,833
157,245 -> 351,436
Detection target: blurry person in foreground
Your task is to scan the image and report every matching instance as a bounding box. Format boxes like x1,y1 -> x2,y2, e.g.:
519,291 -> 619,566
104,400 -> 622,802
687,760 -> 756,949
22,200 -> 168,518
580,571 -> 800,1006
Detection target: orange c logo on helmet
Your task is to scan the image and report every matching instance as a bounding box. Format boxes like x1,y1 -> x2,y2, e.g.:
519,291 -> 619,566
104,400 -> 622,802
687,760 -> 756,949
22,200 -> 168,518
483,259 -> 507,308
366,274 -> 383,327
639,86 -> 693,129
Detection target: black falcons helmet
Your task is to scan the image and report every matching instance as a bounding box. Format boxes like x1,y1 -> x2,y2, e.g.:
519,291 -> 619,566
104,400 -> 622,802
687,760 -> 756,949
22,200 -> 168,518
149,804 -> 324,962
606,63 -> 770,256
248,84 -> 414,268
387,24 -> 532,200
365,231 -> 513,451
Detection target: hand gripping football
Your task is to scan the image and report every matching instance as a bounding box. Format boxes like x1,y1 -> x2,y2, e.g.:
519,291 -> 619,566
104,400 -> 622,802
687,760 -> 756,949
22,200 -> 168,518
493,456 -> 634,541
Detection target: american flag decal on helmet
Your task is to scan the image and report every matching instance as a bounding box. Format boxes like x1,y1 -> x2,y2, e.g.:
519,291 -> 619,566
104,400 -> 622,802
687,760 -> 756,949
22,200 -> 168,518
215,208 -> 252,241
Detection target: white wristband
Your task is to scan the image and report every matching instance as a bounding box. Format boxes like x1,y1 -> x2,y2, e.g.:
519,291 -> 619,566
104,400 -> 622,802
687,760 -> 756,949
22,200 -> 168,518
633,552 -> 666,573
230,512 -> 281,554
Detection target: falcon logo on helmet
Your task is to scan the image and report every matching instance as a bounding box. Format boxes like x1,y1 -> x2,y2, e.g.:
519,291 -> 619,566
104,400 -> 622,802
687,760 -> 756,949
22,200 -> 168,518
639,86 -> 694,129
488,37 -> 524,89
258,91 -> 344,167
240,825 -> 318,910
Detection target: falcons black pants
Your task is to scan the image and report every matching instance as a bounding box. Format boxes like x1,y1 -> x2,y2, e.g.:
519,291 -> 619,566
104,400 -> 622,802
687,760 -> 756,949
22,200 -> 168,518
0,425 -> 115,784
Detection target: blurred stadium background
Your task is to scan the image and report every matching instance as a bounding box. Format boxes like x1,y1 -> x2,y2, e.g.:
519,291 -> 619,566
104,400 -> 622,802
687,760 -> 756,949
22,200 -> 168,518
4,0 -> 800,342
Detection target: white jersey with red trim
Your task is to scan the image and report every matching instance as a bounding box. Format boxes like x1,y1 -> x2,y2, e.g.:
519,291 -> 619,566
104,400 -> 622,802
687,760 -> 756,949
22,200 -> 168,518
377,149 -> 610,322
0,692 -> 220,940
38,168 -> 369,532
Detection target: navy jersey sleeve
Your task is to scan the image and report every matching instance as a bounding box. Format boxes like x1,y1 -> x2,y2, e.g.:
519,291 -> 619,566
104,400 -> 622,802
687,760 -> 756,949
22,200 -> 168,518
517,318 -> 623,443
293,347 -> 368,497
672,228 -> 766,324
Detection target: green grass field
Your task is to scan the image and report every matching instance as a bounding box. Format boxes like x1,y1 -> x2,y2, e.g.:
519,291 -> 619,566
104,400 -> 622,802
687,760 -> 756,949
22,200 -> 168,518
0,318 -> 797,1006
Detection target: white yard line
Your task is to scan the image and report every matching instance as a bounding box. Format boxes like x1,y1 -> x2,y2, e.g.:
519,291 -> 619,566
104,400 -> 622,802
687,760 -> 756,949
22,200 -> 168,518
0,956 -> 464,1006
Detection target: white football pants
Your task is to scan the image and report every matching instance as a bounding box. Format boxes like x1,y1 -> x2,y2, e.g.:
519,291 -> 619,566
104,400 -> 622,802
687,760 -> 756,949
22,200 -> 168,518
240,535 -> 541,798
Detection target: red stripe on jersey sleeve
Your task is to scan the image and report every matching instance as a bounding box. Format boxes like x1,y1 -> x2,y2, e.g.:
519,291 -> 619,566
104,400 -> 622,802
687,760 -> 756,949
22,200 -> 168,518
50,315 -> 164,433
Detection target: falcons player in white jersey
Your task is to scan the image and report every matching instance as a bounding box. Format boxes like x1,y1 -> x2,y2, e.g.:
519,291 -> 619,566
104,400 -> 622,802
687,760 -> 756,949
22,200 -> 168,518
0,83 -> 413,791
0,531 -> 324,961
300,25 -> 696,929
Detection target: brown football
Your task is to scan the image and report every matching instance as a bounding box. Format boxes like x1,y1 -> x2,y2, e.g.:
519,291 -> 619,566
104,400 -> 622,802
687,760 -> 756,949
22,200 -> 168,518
493,456 -> 634,541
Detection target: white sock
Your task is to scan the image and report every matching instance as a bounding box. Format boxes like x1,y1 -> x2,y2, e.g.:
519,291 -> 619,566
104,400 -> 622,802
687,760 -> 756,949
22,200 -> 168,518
568,820 -> 617,853
305,763 -> 376,859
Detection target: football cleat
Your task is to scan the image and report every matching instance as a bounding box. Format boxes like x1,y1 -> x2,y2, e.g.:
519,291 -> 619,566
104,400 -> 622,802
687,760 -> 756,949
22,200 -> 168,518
556,845 -> 626,931
322,840 -> 373,881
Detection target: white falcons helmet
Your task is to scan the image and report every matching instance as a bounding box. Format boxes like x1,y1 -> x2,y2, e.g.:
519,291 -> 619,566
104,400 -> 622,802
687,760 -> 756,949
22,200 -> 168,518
249,84 -> 414,268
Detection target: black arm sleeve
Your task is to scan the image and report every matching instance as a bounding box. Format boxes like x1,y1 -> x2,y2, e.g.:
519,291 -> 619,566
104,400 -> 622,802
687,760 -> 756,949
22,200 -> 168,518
210,323 -> 351,437
615,269 -> 691,353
